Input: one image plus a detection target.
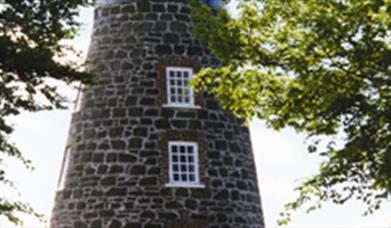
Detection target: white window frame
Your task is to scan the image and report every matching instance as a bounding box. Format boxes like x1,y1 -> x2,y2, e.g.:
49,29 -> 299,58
58,147 -> 71,190
166,141 -> 204,188
165,66 -> 197,108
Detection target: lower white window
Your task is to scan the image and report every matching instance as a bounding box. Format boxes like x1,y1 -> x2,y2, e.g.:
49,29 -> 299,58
168,141 -> 200,186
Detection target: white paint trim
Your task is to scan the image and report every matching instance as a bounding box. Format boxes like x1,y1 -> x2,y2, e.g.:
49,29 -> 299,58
162,104 -> 201,110
57,147 -> 72,190
165,183 -> 205,188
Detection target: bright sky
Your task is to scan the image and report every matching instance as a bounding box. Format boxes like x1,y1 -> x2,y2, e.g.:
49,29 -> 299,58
1,4 -> 390,228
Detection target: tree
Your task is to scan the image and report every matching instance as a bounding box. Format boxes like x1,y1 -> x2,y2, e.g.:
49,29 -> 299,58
190,0 -> 390,224
0,0 -> 94,225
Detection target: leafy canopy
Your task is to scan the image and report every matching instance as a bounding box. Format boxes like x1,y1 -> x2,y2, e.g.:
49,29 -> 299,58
0,0 -> 94,225
190,0 -> 390,224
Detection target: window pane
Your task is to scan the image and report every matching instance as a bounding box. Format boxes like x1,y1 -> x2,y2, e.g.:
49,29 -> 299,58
181,174 -> 187,181
189,174 -> 195,181
181,165 -> 187,172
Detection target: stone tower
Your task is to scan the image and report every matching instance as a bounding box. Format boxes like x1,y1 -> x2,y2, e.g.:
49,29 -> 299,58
51,0 -> 264,227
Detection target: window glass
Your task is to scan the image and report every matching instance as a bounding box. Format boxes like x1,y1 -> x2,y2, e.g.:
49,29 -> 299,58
168,141 -> 199,185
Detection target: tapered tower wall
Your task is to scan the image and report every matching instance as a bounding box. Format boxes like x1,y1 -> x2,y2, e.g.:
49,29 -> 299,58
51,1 -> 264,227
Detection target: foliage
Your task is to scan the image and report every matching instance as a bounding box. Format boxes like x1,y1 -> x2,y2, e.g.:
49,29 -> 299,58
190,0 -> 391,224
0,0 -> 95,225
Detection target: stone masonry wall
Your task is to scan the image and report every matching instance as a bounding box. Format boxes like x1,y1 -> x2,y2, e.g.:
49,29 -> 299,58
51,1 -> 264,228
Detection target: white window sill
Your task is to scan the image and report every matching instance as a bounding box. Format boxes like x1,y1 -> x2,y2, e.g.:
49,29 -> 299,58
165,183 -> 205,188
162,104 -> 201,110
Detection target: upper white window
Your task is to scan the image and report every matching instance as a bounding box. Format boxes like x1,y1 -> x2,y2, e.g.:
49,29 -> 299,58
168,141 -> 200,186
166,67 -> 195,107
58,147 -> 71,190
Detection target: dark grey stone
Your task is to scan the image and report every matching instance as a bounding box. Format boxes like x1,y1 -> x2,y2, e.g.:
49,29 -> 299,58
139,177 -> 157,186
214,190 -> 229,200
155,119 -> 170,129
130,165 -> 146,175
155,45 -> 172,55
124,223 -> 141,228
106,187 -> 127,196
109,220 -> 122,228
